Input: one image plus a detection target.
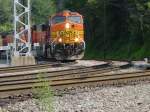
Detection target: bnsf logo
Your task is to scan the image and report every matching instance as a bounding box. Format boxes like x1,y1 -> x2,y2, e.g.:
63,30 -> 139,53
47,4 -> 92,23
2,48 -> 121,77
58,30 -> 79,38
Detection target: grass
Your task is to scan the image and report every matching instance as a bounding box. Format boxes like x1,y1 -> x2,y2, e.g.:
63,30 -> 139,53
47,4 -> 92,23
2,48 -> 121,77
32,73 -> 54,112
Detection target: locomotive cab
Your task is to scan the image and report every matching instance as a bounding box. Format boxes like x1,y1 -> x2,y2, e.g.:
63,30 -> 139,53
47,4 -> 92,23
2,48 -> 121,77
49,10 -> 85,60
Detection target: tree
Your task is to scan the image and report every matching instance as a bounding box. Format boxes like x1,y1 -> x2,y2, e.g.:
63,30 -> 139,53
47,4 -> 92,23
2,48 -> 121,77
31,0 -> 56,24
0,0 -> 13,32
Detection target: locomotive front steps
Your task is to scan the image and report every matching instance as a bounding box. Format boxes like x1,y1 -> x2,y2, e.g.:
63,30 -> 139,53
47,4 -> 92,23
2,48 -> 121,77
11,56 -> 36,66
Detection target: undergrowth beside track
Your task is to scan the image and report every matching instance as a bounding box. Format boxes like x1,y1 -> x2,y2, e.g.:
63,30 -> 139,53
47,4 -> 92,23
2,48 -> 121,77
32,73 -> 54,112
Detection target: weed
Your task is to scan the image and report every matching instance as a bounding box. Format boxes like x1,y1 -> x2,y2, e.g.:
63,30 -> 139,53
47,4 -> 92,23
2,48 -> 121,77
32,73 -> 54,112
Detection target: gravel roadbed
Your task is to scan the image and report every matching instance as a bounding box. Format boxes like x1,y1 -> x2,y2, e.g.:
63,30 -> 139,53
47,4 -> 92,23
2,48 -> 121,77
1,81 -> 150,112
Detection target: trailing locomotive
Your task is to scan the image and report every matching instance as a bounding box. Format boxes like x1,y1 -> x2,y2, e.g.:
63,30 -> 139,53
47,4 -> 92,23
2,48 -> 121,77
0,10 -> 85,60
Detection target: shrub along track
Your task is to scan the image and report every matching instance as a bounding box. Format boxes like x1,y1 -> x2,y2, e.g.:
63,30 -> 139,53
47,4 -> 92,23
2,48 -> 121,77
0,62 -> 145,99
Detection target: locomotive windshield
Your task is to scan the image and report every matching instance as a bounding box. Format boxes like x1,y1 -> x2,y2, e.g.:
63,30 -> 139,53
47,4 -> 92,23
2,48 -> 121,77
67,16 -> 82,23
52,16 -> 66,24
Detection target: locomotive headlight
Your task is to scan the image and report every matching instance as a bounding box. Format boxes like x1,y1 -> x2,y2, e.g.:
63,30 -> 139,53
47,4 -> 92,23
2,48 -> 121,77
58,38 -> 62,43
75,38 -> 79,42
65,23 -> 70,29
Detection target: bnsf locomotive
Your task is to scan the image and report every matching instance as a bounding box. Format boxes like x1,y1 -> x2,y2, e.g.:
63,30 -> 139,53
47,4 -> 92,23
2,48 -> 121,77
33,10 -> 85,60
0,10 -> 85,60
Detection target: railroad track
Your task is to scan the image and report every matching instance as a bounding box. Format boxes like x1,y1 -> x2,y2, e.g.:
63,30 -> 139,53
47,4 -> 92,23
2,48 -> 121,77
0,61 -> 77,74
0,62 -> 145,99
0,64 -> 116,98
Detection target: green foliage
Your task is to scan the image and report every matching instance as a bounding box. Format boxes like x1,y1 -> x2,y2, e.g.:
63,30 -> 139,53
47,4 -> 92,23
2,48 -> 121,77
0,23 -> 13,33
0,0 -> 12,24
65,0 -> 150,60
0,0 -> 56,28
0,0 -> 13,32
31,0 -> 56,24
33,74 -> 54,112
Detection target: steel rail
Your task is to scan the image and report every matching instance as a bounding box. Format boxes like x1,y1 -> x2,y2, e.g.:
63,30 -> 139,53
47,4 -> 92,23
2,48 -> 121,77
0,71 -> 150,98
0,69 -> 149,91
0,70 -> 149,94
0,63 -> 110,78
0,63 -> 138,98
0,61 -> 77,74
0,64 -> 113,89
0,66 -> 117,86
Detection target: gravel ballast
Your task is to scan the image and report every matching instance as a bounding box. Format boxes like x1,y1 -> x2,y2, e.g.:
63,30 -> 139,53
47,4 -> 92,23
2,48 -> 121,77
1,81 -> 150,112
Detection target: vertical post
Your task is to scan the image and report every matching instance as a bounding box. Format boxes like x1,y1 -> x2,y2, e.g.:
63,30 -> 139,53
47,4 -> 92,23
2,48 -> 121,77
6,50 -> 9,64
14,0 -> 17,54
28,0 -> 31,54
